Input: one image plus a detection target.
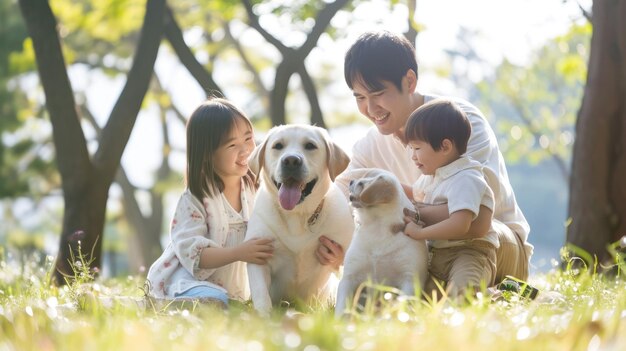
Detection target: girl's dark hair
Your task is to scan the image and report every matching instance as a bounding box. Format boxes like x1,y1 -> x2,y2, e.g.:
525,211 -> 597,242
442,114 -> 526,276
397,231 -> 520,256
405,99 -> 471,155
185,97 -> 254,200
344,31 -> 418,92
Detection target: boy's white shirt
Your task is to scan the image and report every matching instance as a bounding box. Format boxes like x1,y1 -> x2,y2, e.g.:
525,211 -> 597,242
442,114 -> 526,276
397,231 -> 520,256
146,182 -> 255,300
335,93 -> 530,243
412,156 -> 498,248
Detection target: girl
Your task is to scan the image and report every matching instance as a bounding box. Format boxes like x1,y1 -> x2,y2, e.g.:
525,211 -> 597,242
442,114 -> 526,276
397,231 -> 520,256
147,98 -> 274,307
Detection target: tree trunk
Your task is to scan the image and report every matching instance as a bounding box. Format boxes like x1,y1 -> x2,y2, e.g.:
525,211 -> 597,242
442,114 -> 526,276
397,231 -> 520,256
405,0 -> 418,46
567,0 -> 626,264
298,63 -> 326,128
19,0 -> 166,284
270,58 -> 296,125
116,168 -> 164,273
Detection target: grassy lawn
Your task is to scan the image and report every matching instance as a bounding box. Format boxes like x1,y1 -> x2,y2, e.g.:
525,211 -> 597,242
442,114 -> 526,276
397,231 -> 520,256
1,253 -> 625,351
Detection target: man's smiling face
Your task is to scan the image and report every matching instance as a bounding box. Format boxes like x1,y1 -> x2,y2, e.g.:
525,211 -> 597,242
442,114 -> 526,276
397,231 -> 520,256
351,74 -> 415,138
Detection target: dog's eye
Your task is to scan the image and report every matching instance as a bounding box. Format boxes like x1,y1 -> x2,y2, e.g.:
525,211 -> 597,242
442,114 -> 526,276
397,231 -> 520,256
272,142 -> 284,150
349,180 -> 354,186
304,142 -> 317,150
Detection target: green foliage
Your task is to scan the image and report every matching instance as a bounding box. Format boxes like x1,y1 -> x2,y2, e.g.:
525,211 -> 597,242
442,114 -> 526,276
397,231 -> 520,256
0,0 -> 30,77
51,0 -> 145,43
250,0 -> 346,28
476,23 -> 591,171
0,0 -> 55,198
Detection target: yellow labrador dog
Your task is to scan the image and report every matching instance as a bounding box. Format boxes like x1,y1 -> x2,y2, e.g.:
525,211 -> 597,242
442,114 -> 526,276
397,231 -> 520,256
335,169 -> 428,317
246,125 -> 354,315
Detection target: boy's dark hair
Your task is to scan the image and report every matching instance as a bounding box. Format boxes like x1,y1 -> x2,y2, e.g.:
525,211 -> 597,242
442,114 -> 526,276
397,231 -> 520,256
186,97 -> 254,200
344,31 -> 418,92
405,99 -> 471,155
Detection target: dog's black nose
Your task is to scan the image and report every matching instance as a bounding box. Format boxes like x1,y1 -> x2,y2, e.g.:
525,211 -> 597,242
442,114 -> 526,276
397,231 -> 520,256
282,155 -> 303,169
349,195 -> 355,202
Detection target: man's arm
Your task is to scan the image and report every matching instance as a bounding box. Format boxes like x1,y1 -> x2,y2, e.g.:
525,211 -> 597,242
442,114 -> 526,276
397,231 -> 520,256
316,236 -> 344,271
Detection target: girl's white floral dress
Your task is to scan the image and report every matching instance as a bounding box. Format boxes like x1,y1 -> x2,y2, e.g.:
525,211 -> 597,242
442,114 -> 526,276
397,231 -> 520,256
147,183 -> 255,301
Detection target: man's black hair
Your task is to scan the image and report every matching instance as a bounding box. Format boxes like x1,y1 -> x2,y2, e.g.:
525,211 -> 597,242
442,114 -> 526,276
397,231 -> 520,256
344,31 -> 418,92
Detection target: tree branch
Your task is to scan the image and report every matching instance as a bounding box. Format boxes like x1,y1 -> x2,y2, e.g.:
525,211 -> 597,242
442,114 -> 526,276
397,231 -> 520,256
242,0 -> 288,53
576,0 -> 592,22
18,0 -> 92,190
94,0 -> 166,183
404,0 -> 418,46
164,5 -> 223,96
223,20 -> 270,101
297,63 -> 325,128
299,0 -> 349,57
243,0 -> 348,126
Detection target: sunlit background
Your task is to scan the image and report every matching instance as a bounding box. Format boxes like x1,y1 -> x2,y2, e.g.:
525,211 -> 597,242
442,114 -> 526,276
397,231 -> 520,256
0,0 -> 591,276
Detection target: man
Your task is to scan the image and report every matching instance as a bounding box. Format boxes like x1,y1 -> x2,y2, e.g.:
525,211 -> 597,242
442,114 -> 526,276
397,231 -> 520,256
319,31 -> 532,282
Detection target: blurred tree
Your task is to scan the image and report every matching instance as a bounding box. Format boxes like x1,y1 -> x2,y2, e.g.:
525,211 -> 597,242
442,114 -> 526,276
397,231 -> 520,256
67,2 -> 223,272
567,0 -> 626,263
0,0 -> 54,198
77,80 -> 172,273
474,23 -> 591,183
241,0 -> 350,127
18,0 -> 165,284
398,0 -> 419,46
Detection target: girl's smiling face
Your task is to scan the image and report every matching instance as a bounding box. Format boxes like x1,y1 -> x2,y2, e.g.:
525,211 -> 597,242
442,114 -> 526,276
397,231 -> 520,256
214,117 -> 255,181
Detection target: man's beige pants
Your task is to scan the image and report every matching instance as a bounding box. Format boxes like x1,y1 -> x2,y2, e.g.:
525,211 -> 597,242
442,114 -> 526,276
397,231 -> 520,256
493,219 -> 534,283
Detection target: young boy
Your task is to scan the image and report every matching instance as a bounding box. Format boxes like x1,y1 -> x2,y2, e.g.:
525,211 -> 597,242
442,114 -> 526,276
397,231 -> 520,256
402,99 -> 497,298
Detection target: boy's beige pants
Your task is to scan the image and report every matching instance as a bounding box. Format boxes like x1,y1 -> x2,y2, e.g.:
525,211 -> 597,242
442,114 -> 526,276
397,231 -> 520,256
425,240 -> 497,298
424,219 -> 533,298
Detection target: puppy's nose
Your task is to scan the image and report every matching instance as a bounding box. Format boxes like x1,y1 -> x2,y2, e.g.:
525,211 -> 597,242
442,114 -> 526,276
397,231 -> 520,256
349,195 -> 356,202
282,155 -> 303,169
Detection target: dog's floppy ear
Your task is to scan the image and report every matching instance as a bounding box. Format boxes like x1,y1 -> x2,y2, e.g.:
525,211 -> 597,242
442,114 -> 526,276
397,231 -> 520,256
324,136 -> 350,181
359,175 -> 395,205
249,134 -> 269,181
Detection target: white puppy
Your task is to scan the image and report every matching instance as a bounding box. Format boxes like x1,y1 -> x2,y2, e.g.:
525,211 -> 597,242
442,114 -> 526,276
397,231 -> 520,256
335,169 -> 428,317
246,125 -> 354,315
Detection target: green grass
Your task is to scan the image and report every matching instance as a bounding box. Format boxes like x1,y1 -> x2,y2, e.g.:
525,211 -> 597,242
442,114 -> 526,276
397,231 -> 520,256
1,253 -> 625,351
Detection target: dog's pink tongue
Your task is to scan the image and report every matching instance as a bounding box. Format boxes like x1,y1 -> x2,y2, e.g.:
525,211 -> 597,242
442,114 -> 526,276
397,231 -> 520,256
278,183 -> 302,210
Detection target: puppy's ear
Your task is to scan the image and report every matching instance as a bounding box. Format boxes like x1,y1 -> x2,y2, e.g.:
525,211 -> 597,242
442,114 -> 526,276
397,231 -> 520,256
359,175 -> 395,205
325,138 -> 350,181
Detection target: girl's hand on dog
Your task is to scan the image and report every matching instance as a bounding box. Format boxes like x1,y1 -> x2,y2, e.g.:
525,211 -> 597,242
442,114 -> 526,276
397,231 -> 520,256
236,238 -> 275,265
316,236 -> 344,271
